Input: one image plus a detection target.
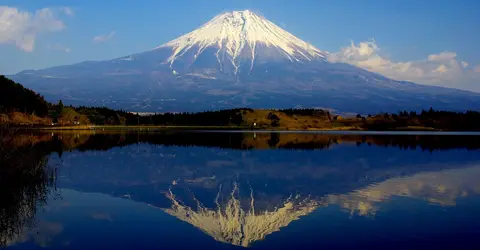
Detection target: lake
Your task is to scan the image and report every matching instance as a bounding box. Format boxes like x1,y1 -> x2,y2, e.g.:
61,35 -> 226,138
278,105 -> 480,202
1,131 -> 480,249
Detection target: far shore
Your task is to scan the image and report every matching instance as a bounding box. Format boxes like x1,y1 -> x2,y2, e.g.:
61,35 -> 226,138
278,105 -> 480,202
16,124 -> 444,132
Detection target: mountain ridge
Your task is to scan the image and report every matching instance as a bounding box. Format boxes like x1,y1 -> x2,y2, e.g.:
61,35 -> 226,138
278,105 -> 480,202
154,10 -> 328,74
9,10 -> 480,113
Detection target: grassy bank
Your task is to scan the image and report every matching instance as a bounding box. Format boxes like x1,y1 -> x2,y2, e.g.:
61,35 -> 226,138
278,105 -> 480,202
5,107 -> 480,132
33,125 -> 253,131
26,124 -> 441,132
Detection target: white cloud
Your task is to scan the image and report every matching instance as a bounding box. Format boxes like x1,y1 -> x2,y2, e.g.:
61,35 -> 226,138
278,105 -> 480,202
48,43 -> 70,53
92,31 -> 115,43
0,6 -> 70,52
433,64 -> 448,73
427,52 -> 457,62
328,39 -> 480,92
61,7 -> 74,17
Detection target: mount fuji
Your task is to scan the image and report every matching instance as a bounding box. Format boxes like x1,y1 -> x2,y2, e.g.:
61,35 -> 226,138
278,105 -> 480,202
9,10 -> 480,113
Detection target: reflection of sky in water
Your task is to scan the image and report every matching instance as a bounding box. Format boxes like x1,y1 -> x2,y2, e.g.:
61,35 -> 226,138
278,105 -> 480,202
6,137 -> 480,249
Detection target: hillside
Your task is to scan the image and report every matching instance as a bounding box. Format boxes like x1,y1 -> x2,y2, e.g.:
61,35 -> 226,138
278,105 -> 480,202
9,11 -> 480,113
0,112 -> 51,126
241,109 -> 333,130
1,75 -> 480,131
82,108 -> 480,131
0,76 -> 92,127
0,75 -> 53,126
0,75 -> 49,117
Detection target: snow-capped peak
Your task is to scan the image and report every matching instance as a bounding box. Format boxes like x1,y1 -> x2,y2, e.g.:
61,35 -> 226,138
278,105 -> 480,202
156,10 -> 328,73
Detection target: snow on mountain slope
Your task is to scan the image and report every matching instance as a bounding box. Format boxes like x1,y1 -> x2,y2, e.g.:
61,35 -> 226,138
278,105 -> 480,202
9,10 -> 480,113
155,10 -> 328,74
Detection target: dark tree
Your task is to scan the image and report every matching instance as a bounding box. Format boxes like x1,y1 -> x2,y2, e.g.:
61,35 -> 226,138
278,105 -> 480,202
0,75 -> 49,117
56,100 -> 64,116
267,112 -> 281,127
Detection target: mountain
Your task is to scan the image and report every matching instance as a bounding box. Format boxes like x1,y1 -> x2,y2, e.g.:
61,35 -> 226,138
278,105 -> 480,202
9,10 -> 480,113
156,9 -> 328,75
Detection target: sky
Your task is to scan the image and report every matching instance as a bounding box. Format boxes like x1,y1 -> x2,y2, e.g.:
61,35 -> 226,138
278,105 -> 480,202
1,0 -> 479,91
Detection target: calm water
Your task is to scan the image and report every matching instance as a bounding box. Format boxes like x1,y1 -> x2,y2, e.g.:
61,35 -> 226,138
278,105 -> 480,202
2,131 -> 480,249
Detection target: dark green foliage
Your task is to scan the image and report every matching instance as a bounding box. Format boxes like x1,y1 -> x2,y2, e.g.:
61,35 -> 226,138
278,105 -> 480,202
75,106 -> 126,125
280,108 -> 328,117
74,107 -> 250,126
267,112 -> 279,120
57,100 -> 64,114
3,75 -> 478,131
364,107 -> 480,131
267,112 -> 280,126
71,106 -> 480,131
141,109 -> 246,126
0,75 -> 49,117
414,108 -> 480,131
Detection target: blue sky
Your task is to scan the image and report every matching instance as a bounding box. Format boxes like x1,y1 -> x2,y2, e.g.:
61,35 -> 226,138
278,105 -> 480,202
1,0 -> 479,91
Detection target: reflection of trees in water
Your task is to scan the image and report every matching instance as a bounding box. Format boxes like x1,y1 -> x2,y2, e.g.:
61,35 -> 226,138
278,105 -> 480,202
47,131 -> 480,152
0,132 -> 58,247
267,133 -> 280,148
2,131 -> 479,247
5,131 -> 480,153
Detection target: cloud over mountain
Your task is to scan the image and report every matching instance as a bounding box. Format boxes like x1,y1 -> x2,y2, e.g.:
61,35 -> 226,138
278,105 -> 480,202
9,10 -> 480,112
92,31 -> 116,44
0,6 -> 71,52
329,40 -> 480,92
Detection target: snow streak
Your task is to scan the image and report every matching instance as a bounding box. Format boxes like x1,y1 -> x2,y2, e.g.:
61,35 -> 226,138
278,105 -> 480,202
156,10 -> 328,73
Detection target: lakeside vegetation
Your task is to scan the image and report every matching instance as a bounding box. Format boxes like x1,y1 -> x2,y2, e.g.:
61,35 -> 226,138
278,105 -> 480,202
0,130 -> 57,247
2,75 -> 480,131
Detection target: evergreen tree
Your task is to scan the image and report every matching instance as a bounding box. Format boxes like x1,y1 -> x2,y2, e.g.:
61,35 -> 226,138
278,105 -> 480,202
0,75 -> 49,116
57,100 -> 64,114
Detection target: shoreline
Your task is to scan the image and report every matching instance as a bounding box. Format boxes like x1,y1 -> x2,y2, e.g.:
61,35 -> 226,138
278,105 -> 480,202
3,107 -> 480,133
9,125 -> 480,134
15,124 -> 412,131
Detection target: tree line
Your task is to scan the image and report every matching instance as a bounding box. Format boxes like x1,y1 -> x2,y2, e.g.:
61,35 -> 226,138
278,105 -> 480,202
2,75 -> 480,130
0,75 -> 49,117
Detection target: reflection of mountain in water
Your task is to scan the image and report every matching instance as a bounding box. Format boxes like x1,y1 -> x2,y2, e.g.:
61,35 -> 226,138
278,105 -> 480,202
163,183 -> 318,247
3,131 -> 480,247
159,165 -> 480,247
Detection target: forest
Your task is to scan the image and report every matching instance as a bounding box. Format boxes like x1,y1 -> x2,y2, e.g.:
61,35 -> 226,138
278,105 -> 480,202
2,75 -> 480,131
0,75 -> 49,117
